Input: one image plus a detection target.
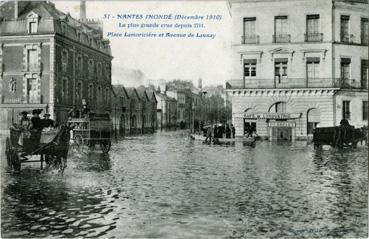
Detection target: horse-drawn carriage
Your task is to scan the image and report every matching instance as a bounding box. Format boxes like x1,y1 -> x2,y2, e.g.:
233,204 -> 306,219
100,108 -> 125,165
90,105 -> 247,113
5,125 -> 72,172
68,113 -> 112,153
313,125 -> 367,149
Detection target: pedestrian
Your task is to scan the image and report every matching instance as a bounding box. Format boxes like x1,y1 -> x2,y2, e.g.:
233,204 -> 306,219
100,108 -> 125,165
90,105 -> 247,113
204,125 -> 213,143
231,124 -> 235,138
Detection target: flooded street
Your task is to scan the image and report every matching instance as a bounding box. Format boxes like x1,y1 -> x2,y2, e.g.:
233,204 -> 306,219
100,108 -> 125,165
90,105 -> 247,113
1,130 -> 368,238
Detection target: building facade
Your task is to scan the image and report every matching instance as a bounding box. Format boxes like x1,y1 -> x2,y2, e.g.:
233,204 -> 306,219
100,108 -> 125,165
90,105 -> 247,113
155,91 -> 177,130
0,1 -> 112,131
111,85 -> 157,136
228,0 -> 368,140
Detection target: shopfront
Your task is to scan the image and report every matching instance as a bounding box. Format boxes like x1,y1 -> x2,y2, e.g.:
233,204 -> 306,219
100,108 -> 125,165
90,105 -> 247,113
244,112 -> 302,141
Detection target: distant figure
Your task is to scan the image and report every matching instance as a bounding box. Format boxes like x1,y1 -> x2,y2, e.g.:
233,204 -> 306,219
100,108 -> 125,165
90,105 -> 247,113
204,125 -> 213,143
68,106 -> 78,119
30,109 -> 43,131
42,113 -> 55,128
225,124 -> 231,138
231,124 -> 235,138
81,104 -> 90,118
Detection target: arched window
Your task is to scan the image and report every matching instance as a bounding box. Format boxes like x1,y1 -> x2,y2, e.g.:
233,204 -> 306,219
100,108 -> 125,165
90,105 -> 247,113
307,108 -> 320,134
268,101 -> 286,113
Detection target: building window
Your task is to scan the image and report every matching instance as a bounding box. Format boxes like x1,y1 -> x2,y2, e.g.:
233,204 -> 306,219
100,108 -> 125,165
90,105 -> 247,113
340,15 -> 350,43
61,50 -> 68,72
342,100 -> 351,120
341,58 -> 351,88
307,108 -> 320,135
88,84 -> 94,102
76,81 -> 83,104
77,55 -> 83,73
27,49 -> 38,71
243,17 -> 257,44
97,63 -> 102,76
244,59 -> 256,77
306,57 -> 320,82
61,78 -> 68,103
61,23 -> 67,35
105,88 -> 109,103
27,78 -> 38,103
306,15 -> 321,42
88,60 -> 94,75
275,58 -> 288,84
362,60 -> 368,89
363,101 -> 368,121
361,18 -> 368,45
29,22 -> 37,33
274,16 -> 289,43
9,78 -> 16,93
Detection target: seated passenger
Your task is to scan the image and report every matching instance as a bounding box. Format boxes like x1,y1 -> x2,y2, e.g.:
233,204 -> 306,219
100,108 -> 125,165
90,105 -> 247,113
30,109 -> 43,131
42,113 -> 55,128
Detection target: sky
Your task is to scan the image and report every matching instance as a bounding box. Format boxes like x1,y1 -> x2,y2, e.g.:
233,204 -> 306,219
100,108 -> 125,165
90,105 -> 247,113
53,1 -> 232,87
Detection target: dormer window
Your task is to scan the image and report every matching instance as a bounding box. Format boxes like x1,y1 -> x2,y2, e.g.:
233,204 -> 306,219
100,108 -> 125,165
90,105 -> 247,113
77,31 -> 81,41
26,11 -> 39,34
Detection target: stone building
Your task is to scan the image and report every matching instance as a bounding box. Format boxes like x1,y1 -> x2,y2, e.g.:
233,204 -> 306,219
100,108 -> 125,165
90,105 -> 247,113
111,85 -> 157,136
227,0 -> 368,140
0,1 -> 112,131
167,88 -> 193,129
155,91 -> 177,130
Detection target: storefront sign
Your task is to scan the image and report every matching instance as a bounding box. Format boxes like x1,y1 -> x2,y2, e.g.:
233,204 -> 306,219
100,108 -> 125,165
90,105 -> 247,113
268,121 -> 296,127
244,113 -> 301,119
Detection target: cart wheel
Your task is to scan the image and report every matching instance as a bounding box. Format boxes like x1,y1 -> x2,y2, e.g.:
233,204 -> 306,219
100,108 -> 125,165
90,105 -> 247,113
100,140 -> 111,153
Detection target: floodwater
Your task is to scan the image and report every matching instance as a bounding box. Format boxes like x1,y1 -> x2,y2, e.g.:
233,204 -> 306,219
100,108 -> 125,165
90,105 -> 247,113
1,130 -> 368,238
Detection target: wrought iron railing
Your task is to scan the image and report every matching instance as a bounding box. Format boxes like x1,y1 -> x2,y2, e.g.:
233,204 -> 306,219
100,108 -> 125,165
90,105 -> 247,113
241,35 -> 260,44
273,34 -> 291,43
304,33 -> 323,42
226,78 -> 368,90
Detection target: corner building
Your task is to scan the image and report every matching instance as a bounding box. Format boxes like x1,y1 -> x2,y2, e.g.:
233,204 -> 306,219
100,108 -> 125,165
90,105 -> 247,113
0,1 -> 112,130
227,0 -> 368,140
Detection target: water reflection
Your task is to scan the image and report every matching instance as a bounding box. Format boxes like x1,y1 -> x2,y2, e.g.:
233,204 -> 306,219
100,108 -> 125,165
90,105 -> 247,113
1,131 -> 368,238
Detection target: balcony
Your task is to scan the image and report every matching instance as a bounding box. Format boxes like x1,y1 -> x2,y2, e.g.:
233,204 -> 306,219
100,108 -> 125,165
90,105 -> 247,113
226,78 -> 368,90
241,35 -> 260,44
304,33 -> 323,42
340,34 -> 355,44
273,34 -> 291,43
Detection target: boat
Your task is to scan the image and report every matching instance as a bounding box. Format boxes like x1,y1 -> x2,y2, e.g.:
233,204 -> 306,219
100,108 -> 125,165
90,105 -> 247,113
190,134 -> 256,143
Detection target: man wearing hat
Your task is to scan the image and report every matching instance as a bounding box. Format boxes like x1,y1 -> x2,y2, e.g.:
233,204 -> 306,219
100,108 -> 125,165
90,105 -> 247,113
30,109 -> 43,130
42,113 -> 55,128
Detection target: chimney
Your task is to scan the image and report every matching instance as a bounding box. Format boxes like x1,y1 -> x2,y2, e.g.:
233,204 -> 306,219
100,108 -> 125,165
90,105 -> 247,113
14,1 -> 18,19
80,0 -> 86,21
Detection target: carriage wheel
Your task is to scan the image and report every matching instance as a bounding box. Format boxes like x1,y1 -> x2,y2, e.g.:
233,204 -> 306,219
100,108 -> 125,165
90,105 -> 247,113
100,140 -> 111,153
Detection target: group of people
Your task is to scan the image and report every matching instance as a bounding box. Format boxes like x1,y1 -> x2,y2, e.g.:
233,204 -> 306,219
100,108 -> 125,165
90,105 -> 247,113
17,109 -> 56,146
203,124 -> 235,143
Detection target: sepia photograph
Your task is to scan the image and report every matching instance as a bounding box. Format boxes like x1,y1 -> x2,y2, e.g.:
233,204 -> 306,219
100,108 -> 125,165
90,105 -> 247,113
0,0 -> 368,238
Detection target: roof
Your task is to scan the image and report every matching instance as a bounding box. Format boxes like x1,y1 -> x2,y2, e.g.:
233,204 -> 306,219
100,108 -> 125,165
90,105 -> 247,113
136,87 -> 150,101
112,85 -> 129,99
125,87 -> 140,99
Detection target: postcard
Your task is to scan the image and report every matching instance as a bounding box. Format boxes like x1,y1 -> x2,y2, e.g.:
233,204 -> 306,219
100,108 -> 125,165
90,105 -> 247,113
0,0 -> 368,238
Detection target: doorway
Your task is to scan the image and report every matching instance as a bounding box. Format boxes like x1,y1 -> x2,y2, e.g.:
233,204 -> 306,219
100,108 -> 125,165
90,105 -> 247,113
272,127 -> 292,141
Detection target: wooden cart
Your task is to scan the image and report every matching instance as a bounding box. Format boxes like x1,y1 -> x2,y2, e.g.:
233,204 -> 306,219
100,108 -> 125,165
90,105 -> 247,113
68,114 -> 112,153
